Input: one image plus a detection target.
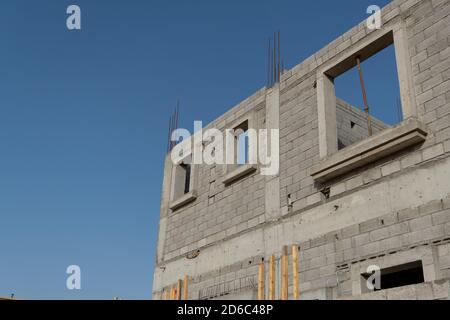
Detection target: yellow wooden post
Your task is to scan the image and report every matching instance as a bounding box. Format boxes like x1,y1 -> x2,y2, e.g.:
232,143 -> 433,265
269,255 -> 275,300
171,285 -> 176,300
281,246 -> 288,300
183,275 -> 189,300
258,261 -> 265,300
164,289 -> 170,300
292,245 -> 299,300
177,279 -> 182,300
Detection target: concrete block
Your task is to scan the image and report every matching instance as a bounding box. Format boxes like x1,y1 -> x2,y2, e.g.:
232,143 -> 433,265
370,227 -> 390,241
326,252 -> 344,265
382,161 -> 402,176
439,255 -> 450,269
360,218 -> 381,233
423,264 -> 437,282
419,199 -> 443,215
359,290 -> 388,300
303,269 -> 320,282
304,246 -> 324,260
444,222 -> 450,235
433,80 -> 450,97
379,235 -> 404,252
432,209 -> 450,225
310,235 -> 327,248
443,197 -> 450,209
422,75 -> 443,92
424,95 -> 446,112
344,248 -> 356,261
398,207 -> 420,221
354,233 -> 371,247
310,256 -> 327,269
401,152 -> 423,169
306,193 -> 322,206
422,144 -> 444,161
409,215 -> 433,231
292,198 -> 307,212
416,88 -> 433,106
423,110 -> 438,124
362,167 -> 382,184
388,222 -> 410,236
406,225 -> 445,244
346,176 -> 364,190
380,213 -> 398,226
359,241 -> 380,257
387,285 -> 417,300
437,243 -> 450,257
323,242 -> 335,254
432,280 -> 449,299
330,182 -> 347,197
342,225 -> 360,239
416,283 -> 434,300
444,139 -> 450,153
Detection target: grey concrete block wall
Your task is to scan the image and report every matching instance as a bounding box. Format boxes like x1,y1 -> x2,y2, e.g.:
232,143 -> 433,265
162,97 -> 267,260
336,98 -> 389,149
153,0 -> 450,300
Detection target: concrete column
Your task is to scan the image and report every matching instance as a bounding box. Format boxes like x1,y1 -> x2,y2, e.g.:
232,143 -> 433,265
264,86 -> 281,221
317,73 -> 338,158
394,22 -> 417,120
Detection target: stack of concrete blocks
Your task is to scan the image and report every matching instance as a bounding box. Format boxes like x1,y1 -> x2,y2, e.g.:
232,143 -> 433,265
153,0 -> 450,300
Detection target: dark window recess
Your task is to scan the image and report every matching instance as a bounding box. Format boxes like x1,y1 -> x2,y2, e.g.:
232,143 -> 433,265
337,139 -> 346,150
362,261 -> 424,292
181,163 -> 191,194
321,187 -> 331,199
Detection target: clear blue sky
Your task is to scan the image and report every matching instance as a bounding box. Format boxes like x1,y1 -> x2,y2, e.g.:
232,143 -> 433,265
0,0 -> 395,299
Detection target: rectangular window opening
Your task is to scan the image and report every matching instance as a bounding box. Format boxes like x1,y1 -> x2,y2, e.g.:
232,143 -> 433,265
181,163 -> 191,195
171,154 -> 194,203
223,116 -> 257,186
234,120 -> 249,166
333,33 -> 402,151
361,261 -> 425,293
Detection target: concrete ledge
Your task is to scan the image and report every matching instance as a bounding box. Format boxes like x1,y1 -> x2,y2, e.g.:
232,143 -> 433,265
348,280 -> 450,300
223,164 -> 257,185
311,118 -> 428,183
169,191 -> 197,211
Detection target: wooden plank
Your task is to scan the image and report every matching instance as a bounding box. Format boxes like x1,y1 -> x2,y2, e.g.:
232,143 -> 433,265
177,280 -> 182,300
269,255 -> 275,300
183,275 -> 189,300
292,245 -> 299,300
165,289 -> 170,301
258,261 -> 265,300
171,285 -> 176,300
281,246 -> 288,300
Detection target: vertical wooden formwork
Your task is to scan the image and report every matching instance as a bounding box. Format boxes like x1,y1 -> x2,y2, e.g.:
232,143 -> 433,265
292,245 -> 299,300
281,246 -> 288,300
257,261 -> 265,300
269,255 -> 275,300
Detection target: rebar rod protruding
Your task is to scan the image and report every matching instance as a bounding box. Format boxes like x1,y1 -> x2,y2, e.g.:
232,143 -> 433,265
278,30 -> 281,83
356,57 -> 373,137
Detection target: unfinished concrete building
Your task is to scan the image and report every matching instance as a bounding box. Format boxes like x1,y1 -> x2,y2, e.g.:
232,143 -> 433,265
153,0 -> 450,300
